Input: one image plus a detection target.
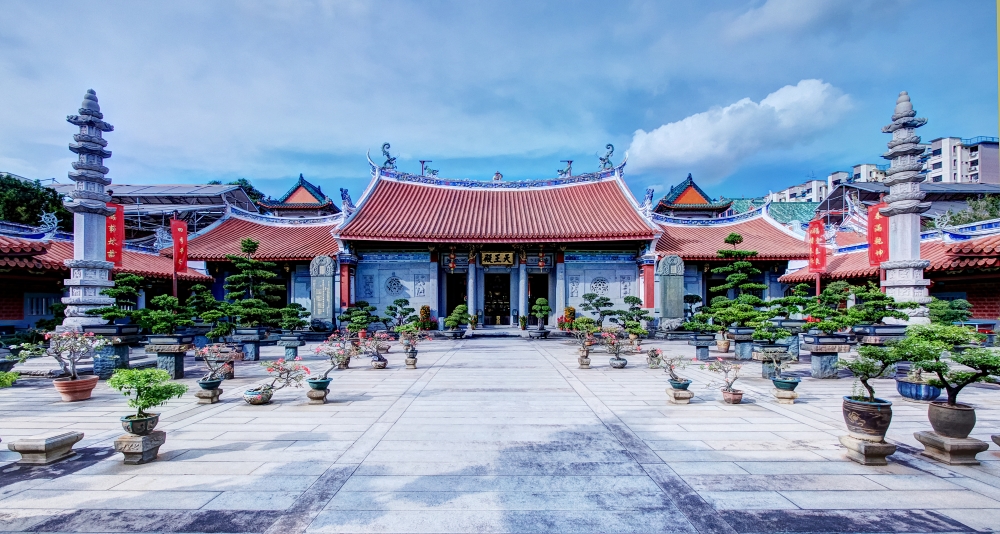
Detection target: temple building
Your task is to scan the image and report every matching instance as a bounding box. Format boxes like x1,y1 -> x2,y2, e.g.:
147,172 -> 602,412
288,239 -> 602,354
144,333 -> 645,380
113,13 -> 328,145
180,151 -> 810,329
258,174 -> 339,218
653,174 -> 734,219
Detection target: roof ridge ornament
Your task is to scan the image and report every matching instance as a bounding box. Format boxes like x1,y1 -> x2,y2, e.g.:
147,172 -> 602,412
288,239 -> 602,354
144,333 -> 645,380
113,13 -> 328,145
381,143 -> 397,170
557,160 -> 573,178
599,144 -> 614,170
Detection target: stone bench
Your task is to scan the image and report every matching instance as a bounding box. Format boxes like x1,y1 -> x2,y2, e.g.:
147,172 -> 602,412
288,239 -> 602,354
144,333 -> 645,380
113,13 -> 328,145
7,431 -> 84,465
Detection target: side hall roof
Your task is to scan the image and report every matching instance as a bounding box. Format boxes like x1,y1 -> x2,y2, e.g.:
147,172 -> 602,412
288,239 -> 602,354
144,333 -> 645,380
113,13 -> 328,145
182,207 -> 341,261
654,207 -> 810,261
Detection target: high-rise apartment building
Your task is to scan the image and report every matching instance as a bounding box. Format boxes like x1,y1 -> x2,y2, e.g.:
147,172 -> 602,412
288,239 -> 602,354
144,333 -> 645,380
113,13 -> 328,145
925,137 -> 999,184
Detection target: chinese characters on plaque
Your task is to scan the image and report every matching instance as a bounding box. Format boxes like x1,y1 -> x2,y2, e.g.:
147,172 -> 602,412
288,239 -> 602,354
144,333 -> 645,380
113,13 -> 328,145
105,203 -> 124,266
170,219 -> 187,273
807,219 -> 827,273
480,252 -> 514,266
867,202 -> 889,267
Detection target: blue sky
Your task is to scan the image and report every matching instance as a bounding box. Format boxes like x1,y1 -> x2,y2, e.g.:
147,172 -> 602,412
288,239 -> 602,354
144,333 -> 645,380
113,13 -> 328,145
1,0 -> 996,203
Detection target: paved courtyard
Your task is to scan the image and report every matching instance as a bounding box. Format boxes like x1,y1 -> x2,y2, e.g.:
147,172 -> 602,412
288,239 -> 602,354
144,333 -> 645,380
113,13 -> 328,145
1,337 -> 999,533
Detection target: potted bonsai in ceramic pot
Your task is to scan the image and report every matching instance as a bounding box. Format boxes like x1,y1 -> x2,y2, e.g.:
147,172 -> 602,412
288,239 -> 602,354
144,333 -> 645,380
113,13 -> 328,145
913,346 -> 1000,439
133,295 -> 195,345
708,233 -> 770,360
579,293 -> 618,328
573,318 -> 599,369
395,323 -> 430,369
751,322 -> 791,379
279,303 -> 311,337
847,282 -> 914,343
223,238 -> 285,336
894,325 -> 981,402
384,298 -> 418,331
17,331 -> 112,401
443,304 -> 471,339
837,342 -> 907,443
361,332 -> 392,369
646,348 -> 663,369
682,318 -> 718,361
315,332 -> 358,377
663,353 -> 691,390
244,357 -> 310,405
108,368 -> 187,435
528,298 -> 552,339
195,344 -> 235,391
801,282 -> 858,379
601,328 -> 628,368
85,273 -> 144,327
683,294 -> 703,319
518,315 -> 528,330
703,358 -> 743,404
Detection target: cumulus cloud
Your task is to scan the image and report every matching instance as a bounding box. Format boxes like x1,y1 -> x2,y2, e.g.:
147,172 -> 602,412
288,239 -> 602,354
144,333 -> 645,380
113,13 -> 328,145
626,79 -> 852,181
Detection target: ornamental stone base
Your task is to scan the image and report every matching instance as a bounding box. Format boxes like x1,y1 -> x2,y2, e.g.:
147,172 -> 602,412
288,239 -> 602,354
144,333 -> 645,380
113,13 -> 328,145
914,431 -> 989,465
277,339 -> 304,359
195,388 -> 222,404
667,388 -> 694,405
146,345 -> 192,380
839,435 -> 896,466
307,389 -> 329,405
405,357 -> 417,369
114,430 -> 166,465
734,341 -> 753,361
772,389 -> 799,405
8,431 -> 83,465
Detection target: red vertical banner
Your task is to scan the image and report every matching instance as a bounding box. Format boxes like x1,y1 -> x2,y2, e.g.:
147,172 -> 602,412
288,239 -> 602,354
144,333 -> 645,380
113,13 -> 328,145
867,202 -> 889,267
105,203 -> 124,266
807,219 -> 827,273
171,219 -> 187,273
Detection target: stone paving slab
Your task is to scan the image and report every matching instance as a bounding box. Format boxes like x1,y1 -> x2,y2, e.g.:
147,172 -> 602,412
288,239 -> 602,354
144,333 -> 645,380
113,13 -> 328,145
1,337 -> 999,533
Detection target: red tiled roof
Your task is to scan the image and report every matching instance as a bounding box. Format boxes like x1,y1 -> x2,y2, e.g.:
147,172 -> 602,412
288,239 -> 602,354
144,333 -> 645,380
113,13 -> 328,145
946,234 -> 1000,256
0,239 -> 211,281
656,217 -> 810,261
835,231 -> 867,247
340,178 -> 657,243
780,235 -> 1000,283
0,235 -> 49,255
185,216 -> 340,261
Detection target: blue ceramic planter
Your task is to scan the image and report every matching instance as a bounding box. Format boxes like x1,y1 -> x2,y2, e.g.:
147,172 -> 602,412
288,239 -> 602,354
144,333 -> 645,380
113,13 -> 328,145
773,378 -> 800,391
307,378 -> 332,390
668,379 -> 691,390
895,379 -> 941,402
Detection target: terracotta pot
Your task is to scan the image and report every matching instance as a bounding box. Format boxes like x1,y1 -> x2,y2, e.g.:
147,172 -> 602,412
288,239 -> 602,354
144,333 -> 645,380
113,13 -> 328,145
716,340 -> 731,353
53,375 -> 99,402
722,389 -> 743,404
842,397 -> 892,441
928,401 -> 977,439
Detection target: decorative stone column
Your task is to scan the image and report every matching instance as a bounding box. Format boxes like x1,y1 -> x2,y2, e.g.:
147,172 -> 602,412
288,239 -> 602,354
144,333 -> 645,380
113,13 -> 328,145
880,92 -> 931,325
555,258 -> 566,321
59,90 -> 116,332
518,259 -> 528,323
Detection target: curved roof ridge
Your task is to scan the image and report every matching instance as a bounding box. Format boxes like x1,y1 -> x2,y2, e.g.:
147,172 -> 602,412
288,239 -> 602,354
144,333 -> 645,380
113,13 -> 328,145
368,161 -> 627,191
653,204 -> 766,227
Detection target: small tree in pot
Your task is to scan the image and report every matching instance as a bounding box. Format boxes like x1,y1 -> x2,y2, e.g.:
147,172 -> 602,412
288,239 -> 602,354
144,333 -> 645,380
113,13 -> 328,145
914,347 -> 1000,439
223,238 -> 285,332
17,331 -> 112,401
702,358 -> 743,404
663,353 -> 691,389
108,368 -> 187,435
133,295 -> 195,337
531,298 -> 552,331
836,341 -> 909,464
338,301 -> 381,335
752,322 -> 792,383
579,293 -> 617,327
927,297 -> 973,326
847,282 -> 914,341
601,328 -> 629,368
279,303 -> 311,334
384,298 -> 418,330
244,357 -> 310,405
444,304 -> 472,337
86,273 -> 143,324
894,325 -> 979,402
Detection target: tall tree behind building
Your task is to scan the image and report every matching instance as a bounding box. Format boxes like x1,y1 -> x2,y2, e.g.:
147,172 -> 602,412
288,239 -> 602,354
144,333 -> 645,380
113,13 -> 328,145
0,174 -> 71,227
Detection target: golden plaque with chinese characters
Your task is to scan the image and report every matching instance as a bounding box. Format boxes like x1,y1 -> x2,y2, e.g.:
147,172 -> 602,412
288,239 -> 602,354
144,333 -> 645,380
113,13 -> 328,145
480,252 -> 515,266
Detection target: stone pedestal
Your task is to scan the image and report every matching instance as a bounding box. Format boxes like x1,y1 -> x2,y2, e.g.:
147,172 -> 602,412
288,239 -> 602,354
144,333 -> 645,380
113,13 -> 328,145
578,356 -> 591,369
688,340 -> 713,361
839,435 -> 897,466
194,388 -> 222,404
232,334 -> 261,361
772,389 -> 799,405
146,344 -> 191,380
992,435 -> 1000,447
8,431 -> 84,465
405,357 -> 418,369
114,430 -> 165,465
783,335 -> 800,361
307,388 -> 329,405
802,343 -> 851,379
278,337 -> 305,359
666,388 -> 694,405
914,431 -> 989,465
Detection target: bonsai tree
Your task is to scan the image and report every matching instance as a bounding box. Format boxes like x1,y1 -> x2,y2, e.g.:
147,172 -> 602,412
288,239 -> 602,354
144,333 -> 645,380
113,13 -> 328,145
839,341 -> 912,402
384,298 -> 418,329
617,296 -> 652,329
847,282 -> 914,326
444,304 -> 472,330
752,321 -> 792,376
315,332 -> 359,378
17,331 -> 112,380
338,301 -> 381,333
770,283 -> 813,319
223,238 -> 285,328
703,358 -> 742,392
663,353 -> 689,382
579,293 -> 617,326
248,357 -> 310,394
802,281 -> 854,334
0,371 -> 18,388
279,303 -> 311,332
683,294 -> 703,317
108,368 -> 187,420
86,273 -> 144,323
133,294 -> 194,335
196,344 -> 239,382
531,298 -> 552,330
928,298 -> 974,325
683,304 -> 717,334
915,347 -> 1000,406
707,233 -> 769,329
186,284 -> 222,319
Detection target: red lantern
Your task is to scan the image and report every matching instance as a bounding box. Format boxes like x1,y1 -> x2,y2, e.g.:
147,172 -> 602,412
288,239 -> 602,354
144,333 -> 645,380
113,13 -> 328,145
537,249 -> 545,268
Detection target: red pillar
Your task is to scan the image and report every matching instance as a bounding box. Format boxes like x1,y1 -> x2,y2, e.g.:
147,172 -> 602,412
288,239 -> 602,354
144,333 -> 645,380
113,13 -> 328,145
340,263 -> 351,308
642,263 -> 655,307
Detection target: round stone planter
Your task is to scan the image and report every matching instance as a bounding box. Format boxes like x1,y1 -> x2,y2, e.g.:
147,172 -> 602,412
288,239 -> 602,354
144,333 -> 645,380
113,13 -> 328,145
842,396 -> 892,441
198,379 -> 223,391
722,389 -> 744,404
668,379 -> 692,390
121,413 -> 160,436
928,401 -> 977,439
307,378 -> 332,390
372,358 -> 388,369
609,357 -> 628,369
578,357 -> 591,369
772,378 -> 800,391
895,378 -> 941,402
243,388 -> 274,405
53,375 -> 99,402
527,329 -> 550,339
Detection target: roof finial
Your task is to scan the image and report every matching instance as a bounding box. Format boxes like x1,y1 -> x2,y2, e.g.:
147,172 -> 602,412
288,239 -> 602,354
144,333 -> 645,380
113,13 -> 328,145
381,143 -> 397,170
599,144 -> 614,170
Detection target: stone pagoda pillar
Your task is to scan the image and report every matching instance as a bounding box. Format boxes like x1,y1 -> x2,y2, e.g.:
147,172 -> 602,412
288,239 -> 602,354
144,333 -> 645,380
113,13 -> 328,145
59,90 -> 116,332
879,92 -> 931,325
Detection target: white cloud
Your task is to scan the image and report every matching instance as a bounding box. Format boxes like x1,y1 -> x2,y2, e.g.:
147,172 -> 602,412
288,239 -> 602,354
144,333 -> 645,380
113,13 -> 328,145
725,0 -> 850,40
626,79 -> 852,182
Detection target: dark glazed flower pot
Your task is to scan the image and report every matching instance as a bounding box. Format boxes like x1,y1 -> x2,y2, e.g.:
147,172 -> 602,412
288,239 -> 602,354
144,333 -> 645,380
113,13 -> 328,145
0,360 -> 16,373
121,413 -> 160,436
722,389 -> 743,404
307,378 -> 332,390
609,357 -> 627,369
842,397 -> 892,441
928,401 -> 977,439
895,379 -> 941,402
668,379 -> 691,390
772,378 -> 800,391
198,379 -> 223,390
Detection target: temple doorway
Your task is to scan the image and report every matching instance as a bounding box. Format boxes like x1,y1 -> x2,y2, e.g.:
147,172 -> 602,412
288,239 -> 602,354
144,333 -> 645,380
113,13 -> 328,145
527,273 -> 549,326
484,273 -> 511,325
445,273 -> 467,316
